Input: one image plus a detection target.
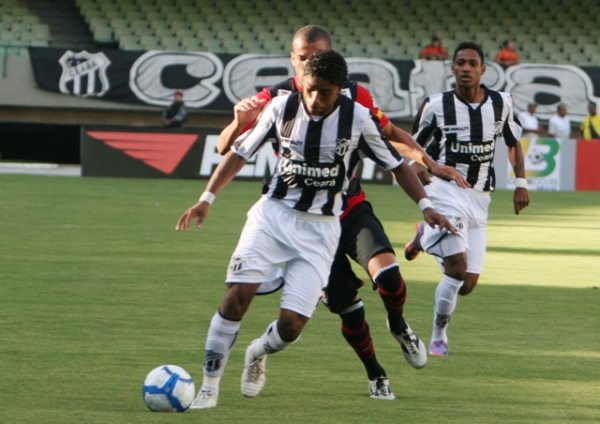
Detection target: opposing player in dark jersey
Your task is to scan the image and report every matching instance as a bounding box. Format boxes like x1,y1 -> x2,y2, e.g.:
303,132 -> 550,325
404,41 -> 530,356
216,25 -> 467,400
177,50 -> 454,409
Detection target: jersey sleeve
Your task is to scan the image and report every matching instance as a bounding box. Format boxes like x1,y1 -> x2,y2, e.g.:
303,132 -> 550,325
232,97 -> 278,160
355,84 -> 390,128
357,110 -> 403,171
502,93 -> 522,146
412,97 -> 437,147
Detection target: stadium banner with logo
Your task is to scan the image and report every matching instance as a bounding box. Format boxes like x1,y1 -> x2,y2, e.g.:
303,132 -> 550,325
30,47 -> 600,124
80,126 -> 395,184
503,136 -> 573,191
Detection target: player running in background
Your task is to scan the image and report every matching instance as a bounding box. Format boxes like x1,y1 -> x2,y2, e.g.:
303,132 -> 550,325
216,25 -> 467,400
404,41 -> 530,356
176,50 -> 455,409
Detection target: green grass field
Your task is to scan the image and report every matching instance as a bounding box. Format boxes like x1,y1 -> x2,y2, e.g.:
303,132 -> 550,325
1,174 -> 599,424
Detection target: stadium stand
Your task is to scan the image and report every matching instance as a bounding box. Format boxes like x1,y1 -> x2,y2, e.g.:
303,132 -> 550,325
1,0 -> 599,66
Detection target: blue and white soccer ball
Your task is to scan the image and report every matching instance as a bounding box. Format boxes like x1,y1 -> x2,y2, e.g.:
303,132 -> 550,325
142,365 -> 195,412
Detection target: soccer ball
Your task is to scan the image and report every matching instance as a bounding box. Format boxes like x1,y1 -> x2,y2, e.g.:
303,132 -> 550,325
142,365 -> 195,412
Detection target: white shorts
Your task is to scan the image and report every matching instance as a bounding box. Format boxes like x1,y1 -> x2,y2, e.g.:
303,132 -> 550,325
421,177 -> 490,275
226,197 -> 340,318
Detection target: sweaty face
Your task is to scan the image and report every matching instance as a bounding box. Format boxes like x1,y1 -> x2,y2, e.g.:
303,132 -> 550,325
290,38 -> 331,81
452,49 -> 485,89
301,75 -> 341,116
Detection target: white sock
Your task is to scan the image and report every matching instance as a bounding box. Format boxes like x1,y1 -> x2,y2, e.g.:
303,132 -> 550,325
432,275 -> 464,343
249,320 -> 297,359
201,311 -> 240,392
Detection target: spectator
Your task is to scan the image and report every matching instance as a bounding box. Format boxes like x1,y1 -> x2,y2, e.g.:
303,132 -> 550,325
163,90 -> 188,128
548,103 -> 571,141
580,102 -> 600,140
419,35 -> 448,60
494,39 -> 519,69
518,102 -> 541,137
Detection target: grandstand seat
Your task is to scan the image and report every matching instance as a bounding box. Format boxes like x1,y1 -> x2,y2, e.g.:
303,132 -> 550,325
140,35 -> 161,50
161,37 -> 181,51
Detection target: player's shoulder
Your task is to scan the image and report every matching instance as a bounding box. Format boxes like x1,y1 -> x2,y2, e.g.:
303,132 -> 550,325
419,91 -> 445,111
269,90 -> 299,111
344,94 -> 371,117
485,85 -> 512,101
267,78 -> 297,98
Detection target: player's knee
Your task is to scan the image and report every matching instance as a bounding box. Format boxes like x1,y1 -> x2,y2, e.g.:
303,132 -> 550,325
459,274 -> 479,296
277,313 -> 307,342
373,263 -> 402,293
443,254 -> 467,281
219,284 -> 258,320
324,289 -> 359,315
339,301 -> 365,328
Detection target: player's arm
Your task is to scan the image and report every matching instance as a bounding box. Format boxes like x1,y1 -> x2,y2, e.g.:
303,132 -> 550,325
503,99 -> 530,215
360,115 -> 456,233
382,122 -> 469,188
354,85 -> 463,186
216,95 -> 268,155
507,142 -> 530,215
175,151 -> 246,230
177,99 -> 278,231
390,161 -> 456,233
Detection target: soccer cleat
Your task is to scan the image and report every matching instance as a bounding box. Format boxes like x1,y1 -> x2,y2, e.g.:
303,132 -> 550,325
189,389 -> 218,410
404,222 -> 425,261
241,339 -> 267,397
387,319 -> 427,369
428,340 -> 449,357
368,376 -> 395,400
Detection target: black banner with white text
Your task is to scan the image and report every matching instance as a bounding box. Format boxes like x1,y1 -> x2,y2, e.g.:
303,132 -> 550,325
32,47 -> 600,123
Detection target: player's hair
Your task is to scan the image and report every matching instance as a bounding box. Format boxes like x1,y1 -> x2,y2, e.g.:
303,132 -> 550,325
453,41 -> 485,64
293,25 -> 332,48
304,50 -> 347,87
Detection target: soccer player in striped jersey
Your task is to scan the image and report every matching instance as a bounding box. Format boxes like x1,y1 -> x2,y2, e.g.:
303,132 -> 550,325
404,41 -> 530,356
176,50 -> 455,409
216,25 -> 467,400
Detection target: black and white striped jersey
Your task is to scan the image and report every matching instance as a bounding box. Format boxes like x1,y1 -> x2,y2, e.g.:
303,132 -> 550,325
412,85 -> 522,191
232,92 -> 403,216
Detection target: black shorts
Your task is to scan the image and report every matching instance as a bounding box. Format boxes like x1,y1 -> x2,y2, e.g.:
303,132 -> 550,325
324,201 -> 395,314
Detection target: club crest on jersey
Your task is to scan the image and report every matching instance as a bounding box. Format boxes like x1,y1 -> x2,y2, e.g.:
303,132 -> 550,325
335,138 -> 352,156
229,257 -> 244,273
452,216 -> 465,230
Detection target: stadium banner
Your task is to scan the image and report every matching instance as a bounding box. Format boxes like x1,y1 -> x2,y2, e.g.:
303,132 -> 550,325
80,125 -> 394,184
506,136 -> 564,191
575,138 -> 600,190
30,47 -> 600,124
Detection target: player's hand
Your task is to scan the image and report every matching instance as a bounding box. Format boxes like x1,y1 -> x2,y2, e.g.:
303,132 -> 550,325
513,188 -> 530,215
175,201 -> 211,231
430,163 -> 470,188
234,96 -> 267,128
422,208 -> 458,234
410,162 -> 432,185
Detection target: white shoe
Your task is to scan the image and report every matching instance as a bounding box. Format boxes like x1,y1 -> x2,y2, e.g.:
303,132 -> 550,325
368,376 -> 395,400
189,388 -> 218,410
387,319 -> 427,369
241,339 -> 267,397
